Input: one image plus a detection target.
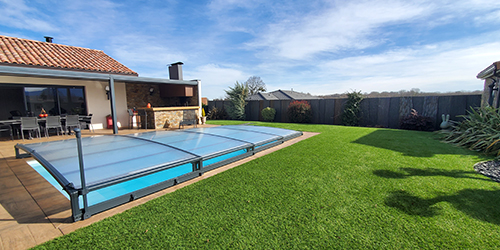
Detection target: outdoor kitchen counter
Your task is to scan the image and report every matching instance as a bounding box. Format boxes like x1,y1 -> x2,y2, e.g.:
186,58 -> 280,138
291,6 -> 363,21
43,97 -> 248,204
137,106 -> 200,129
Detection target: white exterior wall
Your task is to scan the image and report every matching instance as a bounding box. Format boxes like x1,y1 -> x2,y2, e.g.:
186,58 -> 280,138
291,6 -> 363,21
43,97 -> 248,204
0,75 -> 129,129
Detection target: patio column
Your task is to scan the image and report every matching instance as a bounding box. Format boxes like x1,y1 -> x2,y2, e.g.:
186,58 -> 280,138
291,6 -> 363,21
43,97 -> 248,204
197,80 -> 202,123
108,75 -> 118,134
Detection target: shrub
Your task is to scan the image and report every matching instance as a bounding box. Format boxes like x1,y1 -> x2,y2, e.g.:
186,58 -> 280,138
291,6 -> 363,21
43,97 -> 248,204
225,82 -> 248,120
261,107 -> 276,122
341,90 -> 364,126
441,106 -> 500,156
207,107 -> 228,120
400,109 -> 434,131
287,100 -> 312,123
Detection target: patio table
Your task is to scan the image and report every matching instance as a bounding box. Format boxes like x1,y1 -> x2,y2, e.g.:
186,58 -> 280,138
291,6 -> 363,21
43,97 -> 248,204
0,115 -> 92,139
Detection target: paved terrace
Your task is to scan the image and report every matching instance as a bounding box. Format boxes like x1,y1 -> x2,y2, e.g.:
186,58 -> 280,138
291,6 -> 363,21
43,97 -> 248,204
0,125 -> 318,250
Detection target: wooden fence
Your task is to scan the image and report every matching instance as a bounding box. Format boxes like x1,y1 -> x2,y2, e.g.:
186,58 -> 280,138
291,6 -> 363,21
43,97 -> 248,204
208,95 -> 481,130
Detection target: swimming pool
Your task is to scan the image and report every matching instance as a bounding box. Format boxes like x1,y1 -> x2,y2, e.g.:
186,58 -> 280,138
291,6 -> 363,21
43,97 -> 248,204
16,125 -> 302,221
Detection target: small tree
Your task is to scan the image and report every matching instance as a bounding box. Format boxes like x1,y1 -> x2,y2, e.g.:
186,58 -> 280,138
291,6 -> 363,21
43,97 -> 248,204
341,90 -> 364,126
225,81 -> 248,120
244,76 -> 266,95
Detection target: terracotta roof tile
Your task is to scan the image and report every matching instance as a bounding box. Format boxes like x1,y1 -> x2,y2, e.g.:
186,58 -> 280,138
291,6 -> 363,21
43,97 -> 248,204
0,35 -> 138,76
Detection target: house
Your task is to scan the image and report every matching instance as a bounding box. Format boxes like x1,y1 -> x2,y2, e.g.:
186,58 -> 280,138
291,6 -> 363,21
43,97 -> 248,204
246,89 -> 320,101
0,35 -> 202,133
477,61 -> 500,108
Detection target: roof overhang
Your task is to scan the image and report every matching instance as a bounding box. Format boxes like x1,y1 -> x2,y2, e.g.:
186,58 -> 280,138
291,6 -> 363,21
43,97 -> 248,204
0,65 -> 198,85
477,61 -> 500,79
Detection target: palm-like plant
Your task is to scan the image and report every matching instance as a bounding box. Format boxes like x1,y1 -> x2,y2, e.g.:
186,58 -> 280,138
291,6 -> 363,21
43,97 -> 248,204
442,106 -> 500,156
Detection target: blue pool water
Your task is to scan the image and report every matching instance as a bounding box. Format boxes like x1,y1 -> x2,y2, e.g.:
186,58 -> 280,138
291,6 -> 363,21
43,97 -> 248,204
203,149 -> 247,167
28,160 -> 193,207
27,148 -> 247,208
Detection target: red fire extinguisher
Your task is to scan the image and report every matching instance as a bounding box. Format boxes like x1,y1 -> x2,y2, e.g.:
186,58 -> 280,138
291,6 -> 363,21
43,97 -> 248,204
106,115 -> 113,129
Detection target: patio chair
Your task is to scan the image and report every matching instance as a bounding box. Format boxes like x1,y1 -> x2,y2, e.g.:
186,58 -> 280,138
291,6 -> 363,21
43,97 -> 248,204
80,114 -> 94,132
179,111 -> 197,129
65,115 -> 81,135
0,124 -> 13,140
21,117 -> 41,140
45,116 -> 62,137
128,109 -> 137,129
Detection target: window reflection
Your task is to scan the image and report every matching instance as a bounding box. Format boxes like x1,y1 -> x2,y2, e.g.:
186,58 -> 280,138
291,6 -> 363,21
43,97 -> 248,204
25,86 -> 86,116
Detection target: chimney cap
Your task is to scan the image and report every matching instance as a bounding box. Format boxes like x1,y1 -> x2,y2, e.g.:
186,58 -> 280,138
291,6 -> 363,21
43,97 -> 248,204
170,62 -> 184,66
44,36 -> 53,43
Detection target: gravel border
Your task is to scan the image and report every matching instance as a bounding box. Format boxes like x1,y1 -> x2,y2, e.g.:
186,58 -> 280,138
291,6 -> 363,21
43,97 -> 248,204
474,161 -> 500,183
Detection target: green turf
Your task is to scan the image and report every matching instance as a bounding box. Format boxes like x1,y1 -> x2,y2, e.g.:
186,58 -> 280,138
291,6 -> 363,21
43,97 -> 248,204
35,121 -> 500,249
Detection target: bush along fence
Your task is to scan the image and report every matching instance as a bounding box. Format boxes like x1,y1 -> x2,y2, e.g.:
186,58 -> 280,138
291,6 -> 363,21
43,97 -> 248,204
208,94 -> 481,130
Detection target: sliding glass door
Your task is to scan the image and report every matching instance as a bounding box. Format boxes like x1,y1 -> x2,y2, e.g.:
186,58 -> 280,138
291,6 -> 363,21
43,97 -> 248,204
25,86 -> 86,116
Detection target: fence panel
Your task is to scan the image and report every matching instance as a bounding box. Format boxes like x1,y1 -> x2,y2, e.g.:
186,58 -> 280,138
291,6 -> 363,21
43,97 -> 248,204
412,97 -> 424,115
281,101 -> 291,122
271,101 -> 282,122
377,98 -> 391,127
333,99 -> 345,125
247,101 -> 260,121
208,94 -> 481,129
324,99 -> 335,124
308,100 -> 321,124
388,97 -> 401,129
437,96 -> 452,123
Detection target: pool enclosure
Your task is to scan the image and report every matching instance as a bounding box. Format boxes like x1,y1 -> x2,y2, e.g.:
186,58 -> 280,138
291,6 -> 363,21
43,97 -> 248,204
15,125 -> 302,221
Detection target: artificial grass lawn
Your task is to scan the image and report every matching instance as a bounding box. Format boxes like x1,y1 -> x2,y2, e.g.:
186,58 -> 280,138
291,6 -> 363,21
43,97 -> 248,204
35,121 -> 500,249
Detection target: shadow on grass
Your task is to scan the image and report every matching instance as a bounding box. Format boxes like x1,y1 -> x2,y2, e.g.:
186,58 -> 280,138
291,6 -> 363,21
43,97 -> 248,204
385,189 -> 500,224
374,168 -> 489,182
352,129 -> 483,157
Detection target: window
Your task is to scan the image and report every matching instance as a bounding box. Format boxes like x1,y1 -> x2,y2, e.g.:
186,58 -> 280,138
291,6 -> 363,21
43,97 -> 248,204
25,86 -> 86,116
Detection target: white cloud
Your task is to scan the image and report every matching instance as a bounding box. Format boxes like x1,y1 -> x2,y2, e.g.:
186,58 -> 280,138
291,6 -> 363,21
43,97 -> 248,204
0,0 -> 58,32
309,40 -> 500,95
54,0 -> 125,45
474,9 -> 500,25
207,0 -> 261,12
205,0 -> 267,35
107,34 -> 187,77
250,0 -> 429,60
186,64 -> 247,99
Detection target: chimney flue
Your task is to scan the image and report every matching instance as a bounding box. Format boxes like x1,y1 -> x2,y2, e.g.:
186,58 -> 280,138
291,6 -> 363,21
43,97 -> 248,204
44,36 -> 53,43
168,62 -> 184,80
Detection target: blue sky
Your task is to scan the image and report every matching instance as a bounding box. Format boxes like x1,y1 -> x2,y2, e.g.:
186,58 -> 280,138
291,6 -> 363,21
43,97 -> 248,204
1,0 -> 500,99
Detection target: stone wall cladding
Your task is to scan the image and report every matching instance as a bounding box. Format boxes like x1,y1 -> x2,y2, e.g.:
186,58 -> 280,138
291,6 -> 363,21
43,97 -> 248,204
151,109 -> 199,129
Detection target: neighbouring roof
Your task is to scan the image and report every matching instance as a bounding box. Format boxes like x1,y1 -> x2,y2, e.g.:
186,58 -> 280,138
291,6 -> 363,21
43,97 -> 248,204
246,89 -> 320,101
477,61 -> 500,79
0,35 -> 138,76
